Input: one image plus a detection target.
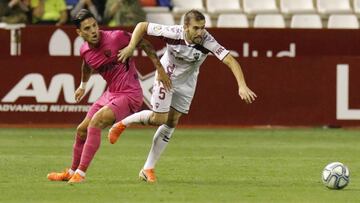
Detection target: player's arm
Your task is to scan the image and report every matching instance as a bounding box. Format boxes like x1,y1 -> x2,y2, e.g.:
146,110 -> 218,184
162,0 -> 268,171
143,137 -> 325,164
75,61 -> 92,103
222,54 -> 257,104
118,22 -> 149,63
137,38 -> 172,91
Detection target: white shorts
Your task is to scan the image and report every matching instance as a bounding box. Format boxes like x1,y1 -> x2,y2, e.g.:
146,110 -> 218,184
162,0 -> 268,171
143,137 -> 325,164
150,77 -> 197,114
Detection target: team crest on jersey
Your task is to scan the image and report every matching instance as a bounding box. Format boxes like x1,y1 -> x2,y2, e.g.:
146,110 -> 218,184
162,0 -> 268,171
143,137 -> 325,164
153,25 -> 162,34
193,52 -> 200,60
166,64 -> 176,77
104,50 -> 112,57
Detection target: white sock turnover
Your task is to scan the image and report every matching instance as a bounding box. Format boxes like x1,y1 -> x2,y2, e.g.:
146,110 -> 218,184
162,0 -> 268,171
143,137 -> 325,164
122,110 -> 153,126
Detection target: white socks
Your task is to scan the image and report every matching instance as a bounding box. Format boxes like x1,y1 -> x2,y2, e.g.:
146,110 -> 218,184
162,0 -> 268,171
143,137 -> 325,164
68,168 -> 75,176
144,124 -> 174,169
68,168 -> 85,177
75,169 -> 86,177
122,111 -> 176,169
122,110 -> 153,126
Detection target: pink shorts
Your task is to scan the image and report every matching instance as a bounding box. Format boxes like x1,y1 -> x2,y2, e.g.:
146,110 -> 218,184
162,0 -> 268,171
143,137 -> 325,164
86,90 -> 143,122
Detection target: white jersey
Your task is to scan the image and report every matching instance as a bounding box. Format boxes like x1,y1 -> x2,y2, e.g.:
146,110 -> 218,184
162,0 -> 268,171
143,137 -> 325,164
147,23 -> 230,85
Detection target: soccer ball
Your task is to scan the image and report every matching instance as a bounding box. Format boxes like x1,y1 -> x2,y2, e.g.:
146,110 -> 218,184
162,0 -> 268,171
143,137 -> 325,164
322,162 -> 350,189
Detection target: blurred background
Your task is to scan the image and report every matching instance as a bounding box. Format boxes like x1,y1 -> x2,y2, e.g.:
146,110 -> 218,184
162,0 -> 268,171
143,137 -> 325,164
1,0 -> 360,127
1,2 -> 360,202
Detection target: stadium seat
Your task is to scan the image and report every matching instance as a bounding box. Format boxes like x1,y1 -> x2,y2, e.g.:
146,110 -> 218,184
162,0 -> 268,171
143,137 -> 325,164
180,13 -> 213,27
354,0 -> 360,14
243,0 -> 279,15
328,14 -> 359,29
172,0 -> 205,14
146,13 -> 175,25
317,0 -> 352,14
290,14 -> 322,29
206,0 -> 242,14
280,0 -> 316,15
142,6 -> 170,13
253,14 -> 286,28
217,14 -> 249,28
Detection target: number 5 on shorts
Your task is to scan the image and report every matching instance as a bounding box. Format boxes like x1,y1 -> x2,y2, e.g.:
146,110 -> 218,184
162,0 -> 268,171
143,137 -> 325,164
158,87 -> 166,100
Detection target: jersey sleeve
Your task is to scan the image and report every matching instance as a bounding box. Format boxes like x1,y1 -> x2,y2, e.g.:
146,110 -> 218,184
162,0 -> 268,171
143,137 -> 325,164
147,23 -> 181,39
202,31 -> 230,61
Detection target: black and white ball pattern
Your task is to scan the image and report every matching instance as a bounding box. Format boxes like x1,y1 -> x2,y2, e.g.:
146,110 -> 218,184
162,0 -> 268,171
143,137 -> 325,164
322,162 -> 350,190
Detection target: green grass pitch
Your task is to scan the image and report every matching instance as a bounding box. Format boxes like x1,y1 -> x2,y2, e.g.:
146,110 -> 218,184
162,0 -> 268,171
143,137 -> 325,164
0,128 -> 359,203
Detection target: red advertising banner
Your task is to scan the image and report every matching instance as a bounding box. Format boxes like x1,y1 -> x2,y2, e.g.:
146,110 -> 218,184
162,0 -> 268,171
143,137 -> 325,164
0,26 -> 360,126
0,28 -> 10,56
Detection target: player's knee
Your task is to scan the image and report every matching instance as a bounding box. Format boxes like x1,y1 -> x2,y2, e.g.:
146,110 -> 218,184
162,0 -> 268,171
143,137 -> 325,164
150,118 -> 166,126
89,111 -> 114,129
88,116 -> 110,129
76,125 -> 87,138
150,113 -> 168,126
89,118 -> 109,129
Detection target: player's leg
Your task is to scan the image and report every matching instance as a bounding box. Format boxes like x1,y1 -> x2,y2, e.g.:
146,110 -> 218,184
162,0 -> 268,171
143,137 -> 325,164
47,117 -> 90,181
68,106 -> 116,184
71,117 -> 90,171
140,83 -> 195,183
143,84 -> 195,172
122,110 -> 169,126
108,110 -> 169,144
69,92 -> 140,183
108,82 -> 172,144
140,108 -> 182,183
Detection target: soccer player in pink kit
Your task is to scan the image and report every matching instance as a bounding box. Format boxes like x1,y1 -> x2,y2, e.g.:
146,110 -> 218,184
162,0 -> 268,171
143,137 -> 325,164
47,9 -> 171,184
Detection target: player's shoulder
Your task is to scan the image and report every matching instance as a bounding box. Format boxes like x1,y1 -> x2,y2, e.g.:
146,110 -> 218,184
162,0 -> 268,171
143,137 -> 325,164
165,24 -> 182,32
164,24 -> 183,34
102,30 -> 127,37
149,23 -> 182,31
148,23 -> 183,38
79,42 -> 90,56
102,30 -> 131,43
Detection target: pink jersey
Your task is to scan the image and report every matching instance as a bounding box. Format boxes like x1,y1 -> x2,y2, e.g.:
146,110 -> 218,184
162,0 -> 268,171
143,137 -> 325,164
80,30 -> 141,94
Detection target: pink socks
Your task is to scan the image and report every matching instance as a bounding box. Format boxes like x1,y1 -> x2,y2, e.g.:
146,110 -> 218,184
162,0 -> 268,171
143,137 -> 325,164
71,134 -> 86,171
78,127 -> 101,172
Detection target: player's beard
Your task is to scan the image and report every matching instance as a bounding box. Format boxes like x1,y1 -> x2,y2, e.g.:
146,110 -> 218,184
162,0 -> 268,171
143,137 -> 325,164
192,36 -> 203,44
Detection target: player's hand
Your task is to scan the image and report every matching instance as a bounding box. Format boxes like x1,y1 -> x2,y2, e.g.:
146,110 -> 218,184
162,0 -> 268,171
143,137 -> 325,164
118,46 -> 135,63
157,68 -> 172,92
75,87 -> 85,103
239,86 -> 257,104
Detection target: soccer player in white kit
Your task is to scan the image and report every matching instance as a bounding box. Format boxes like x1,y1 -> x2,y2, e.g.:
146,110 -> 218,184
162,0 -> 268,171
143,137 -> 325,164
108,10 -> 257,183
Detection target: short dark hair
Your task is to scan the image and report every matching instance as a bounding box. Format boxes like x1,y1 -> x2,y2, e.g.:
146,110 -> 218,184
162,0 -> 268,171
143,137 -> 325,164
73,9 -> 95,28
184,10 -> 205,25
